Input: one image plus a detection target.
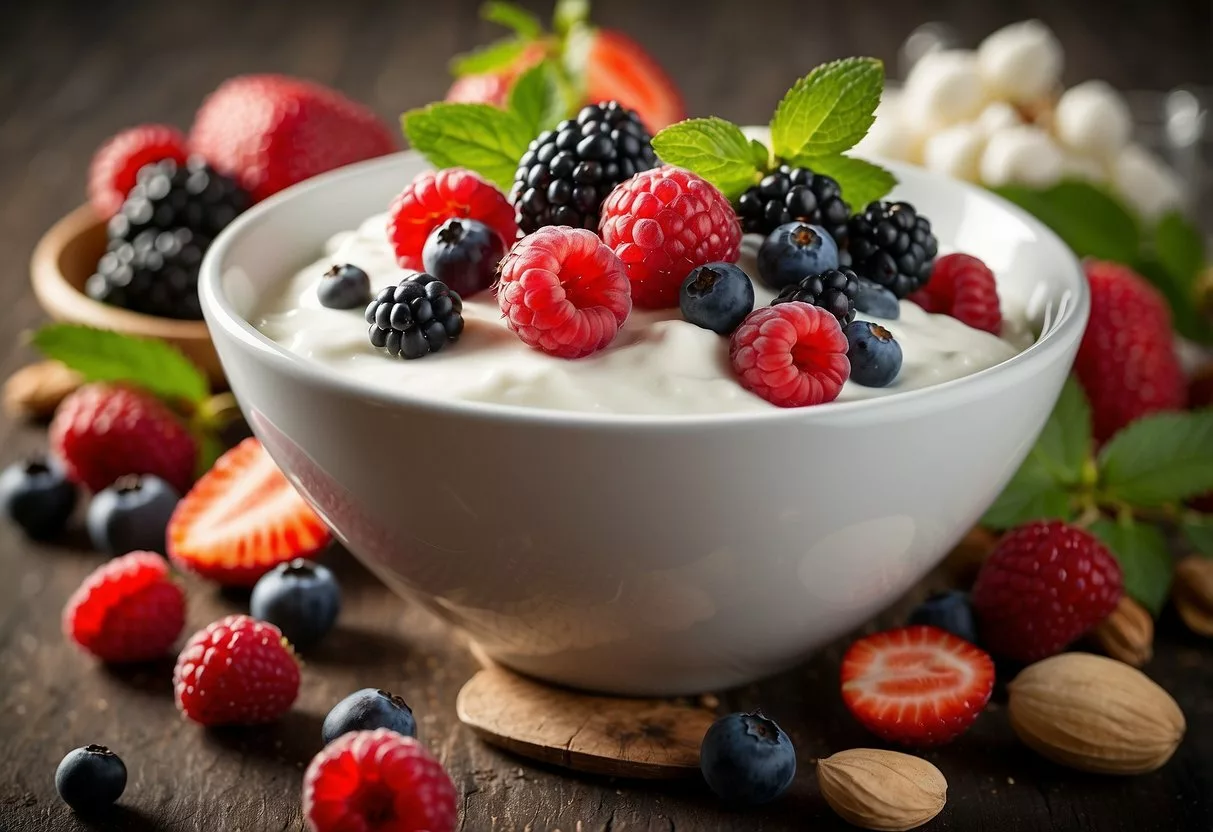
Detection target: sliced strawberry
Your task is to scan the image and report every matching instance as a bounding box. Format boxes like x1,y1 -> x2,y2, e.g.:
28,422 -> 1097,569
840,625 -> 995,747
585,30 -> 686,133
168,438 -> 331,586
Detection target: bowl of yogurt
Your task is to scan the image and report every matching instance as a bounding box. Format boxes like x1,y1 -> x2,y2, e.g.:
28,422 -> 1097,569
200,150 -> 1086,696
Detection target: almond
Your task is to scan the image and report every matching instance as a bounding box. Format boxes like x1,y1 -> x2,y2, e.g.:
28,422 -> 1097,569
1090,596 -> 1153,666
1008,652 -> 1185,774
1174,556 -> 1213,637
4,361 -> 82,419
816,748 -> 946,831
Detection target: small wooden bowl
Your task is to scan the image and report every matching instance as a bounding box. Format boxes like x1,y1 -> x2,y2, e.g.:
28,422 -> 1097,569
30,204 -> 225,386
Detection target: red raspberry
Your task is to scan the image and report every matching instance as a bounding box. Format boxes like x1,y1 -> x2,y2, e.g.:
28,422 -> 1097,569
88,124 -> 189,219
303,728 -> 457,832
190,74 -> 396,202
1075,260 -> 1185,442
50,384 -> 197,494
497,226 -> 631,358
173,614 -> 300,726
971,520 -> 1123,663
62,551 -> 185,663
909,253 -> 1002,334
598,166 -> 741,309
388,168 -> 519,270
729,303 -> 850,407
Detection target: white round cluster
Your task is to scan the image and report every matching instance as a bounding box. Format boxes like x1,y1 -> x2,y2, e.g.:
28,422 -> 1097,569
855,19 -> 1184,220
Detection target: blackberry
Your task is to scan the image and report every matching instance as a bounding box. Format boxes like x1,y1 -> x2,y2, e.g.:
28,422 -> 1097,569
85,228 -> 210,319
107,156 -> 250,243
510,101 -> 658,233
772,267 -> 860,325
735,165 -> 851,243
844,201 -> 938,298
365,273 -> 464,360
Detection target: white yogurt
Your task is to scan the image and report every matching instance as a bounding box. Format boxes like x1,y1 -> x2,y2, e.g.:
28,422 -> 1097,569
251,214 -> 1031,415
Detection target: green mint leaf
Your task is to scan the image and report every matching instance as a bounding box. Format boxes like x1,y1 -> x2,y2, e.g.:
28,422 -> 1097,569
402,103 -> 533,190
481,0 -> 543,39
509,60 -> 566,136
1089,518 -> 1173,616
1153,210 -> 1206,287
1098,410 -> 1213,507
1137,212 -> 1213,345
750,139 -> 771,171
1031,376 -> 1093,486
1136,257 -> 1213,345
31,324 -> 208,405
1182,514 -> 1213,557
650,118 -> 763,200
792,154 -> 896,209
981,452 -> 1074,529
769,57 -> 883,161
450,37 -> 529,78
553,0 -> 590,37
990,180 -> 1140,264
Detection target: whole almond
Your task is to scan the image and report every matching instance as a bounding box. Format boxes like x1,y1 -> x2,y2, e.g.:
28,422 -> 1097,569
1008,653 -> 1185,774
4,361 -> 82,419
1090,596 -> 1153,667
816,748 -> 946,831
1174,557 -> 1213,637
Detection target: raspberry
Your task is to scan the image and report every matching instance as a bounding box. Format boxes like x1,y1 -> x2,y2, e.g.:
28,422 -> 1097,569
844,201 -> 938,298
88,125 -> 189,219
50,384 -> 197,494
599,166 -> 742,309
173,614 -> 300,725
971,520 -> 1123,663
388,168 -> 518,270
62,551 -> 186,663
909,253 -> 1002,334
729,303 -> 851,407
303,729 -> 458,832
497,226 -> 632,358
1075,260 -> 1186,442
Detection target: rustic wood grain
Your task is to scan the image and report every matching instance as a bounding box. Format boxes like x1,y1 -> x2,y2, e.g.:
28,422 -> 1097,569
0,1 -> 1211,830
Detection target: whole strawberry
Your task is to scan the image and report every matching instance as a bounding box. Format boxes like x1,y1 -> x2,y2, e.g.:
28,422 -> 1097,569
190,75 -> 395,202
63,551 -> 185,663
971,520 -> 1123,663
50,384 -> 197,494
303,729 -> 457,832
1075,260 -> 1185,442
173,614 -> 300,726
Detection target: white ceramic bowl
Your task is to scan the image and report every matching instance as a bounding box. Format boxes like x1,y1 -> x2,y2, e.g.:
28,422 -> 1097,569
200,152 -> 1087,696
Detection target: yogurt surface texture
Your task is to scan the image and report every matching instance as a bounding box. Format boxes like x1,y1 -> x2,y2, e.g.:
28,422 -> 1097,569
250,213 -> 1032,416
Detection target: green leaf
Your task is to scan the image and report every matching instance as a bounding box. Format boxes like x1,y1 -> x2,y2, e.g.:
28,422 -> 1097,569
769,57 -> 883,161
1138,212 -> 1213,345
749,139 -> 771,171
31,324 -> 208,405
481,0 -> 543,38
1154,210 -> 1206,288
508,61 -> 566,136
553,0 -> 590,36
991,180 -> 1140,264
1181,514 -> 1213,557
1089,518 -> 1173,616
402,103 -> 534,190
1031,376 -> 1092,486
792,154 -> 896,209
450,37 -> 529,78
651,117 -> 764,200
1098,410 -> 1213,507
1136,257 -> 1213,345
981,452 -> 1074,529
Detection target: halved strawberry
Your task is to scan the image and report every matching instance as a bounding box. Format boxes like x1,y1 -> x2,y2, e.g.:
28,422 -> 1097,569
585,30 -> 686,133
168,438 -> 331,586
840,625 -> 995,747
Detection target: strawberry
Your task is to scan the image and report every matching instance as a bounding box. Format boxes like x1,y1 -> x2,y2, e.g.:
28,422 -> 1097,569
174,614 -> 299,725
50,384 -> 197,494
168,438 -> 331,586
445,41 -> 548,108
1075,260 -> 1186,443
841,625 -> 995,746
584,30 -> 685,133
88,124 -> 189,218
190,75 -> 396,202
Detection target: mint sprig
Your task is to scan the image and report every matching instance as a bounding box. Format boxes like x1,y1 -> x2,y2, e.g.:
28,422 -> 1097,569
1099,411 -> 1213,506
800,155 -> 897,212
650,118 -> 761,200
769,58 -> 883,162
402,103 -> 534,190
1090,518 -> 1173,615
508,60 -> 571,137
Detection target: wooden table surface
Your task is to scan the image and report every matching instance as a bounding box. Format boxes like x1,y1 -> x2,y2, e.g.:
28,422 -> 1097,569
2,1 -> 1212,830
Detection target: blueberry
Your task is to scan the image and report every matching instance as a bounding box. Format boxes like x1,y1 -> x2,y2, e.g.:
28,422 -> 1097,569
853,277 -> 900,320
55,744 -> 126,814
0,456 -> 77,540
322,688 -> 416,745
699,711 -> 796,806
679,262 -> 755,334
250,558 -> 341,649
909,590 -> 979,644
421,218 -> 505,299
844,320 -> 903,388
756,222 -> 839,290
318,263 -> 372,309
87,474 -> 179,556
